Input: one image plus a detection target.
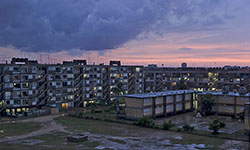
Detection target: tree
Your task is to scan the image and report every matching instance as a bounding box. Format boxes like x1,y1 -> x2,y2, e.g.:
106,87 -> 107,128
112,80 -> 125,118
209,119 -> 225,134
200,94 -> 215,116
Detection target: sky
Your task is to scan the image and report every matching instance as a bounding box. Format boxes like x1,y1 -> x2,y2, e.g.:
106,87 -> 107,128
0,0 -> 250,67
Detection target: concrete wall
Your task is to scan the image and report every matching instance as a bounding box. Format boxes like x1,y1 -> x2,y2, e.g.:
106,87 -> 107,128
125,97 -> 143,108
155,97 -> 163,105
143,98 -> 152,106
125,97 -> 143,119
166,96 -> 173,103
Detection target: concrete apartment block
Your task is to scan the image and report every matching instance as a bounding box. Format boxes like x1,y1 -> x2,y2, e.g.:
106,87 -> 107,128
197,92 -> 250,116
122,90 -> 196,119
0,58 -> 144,116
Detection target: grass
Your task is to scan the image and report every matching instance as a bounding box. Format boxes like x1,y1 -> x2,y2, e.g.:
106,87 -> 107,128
55,116 -> 136,136
0,131 -> 101,150
56,116 -> 230,149
171,132 -> 225,150
31,131 -> 101,149
0,122 -> 41,138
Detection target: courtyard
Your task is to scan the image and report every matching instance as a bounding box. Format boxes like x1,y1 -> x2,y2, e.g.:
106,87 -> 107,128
0,112 -> 249,150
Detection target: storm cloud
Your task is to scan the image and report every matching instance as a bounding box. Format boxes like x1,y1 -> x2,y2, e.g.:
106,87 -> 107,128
0,0 -> 233,53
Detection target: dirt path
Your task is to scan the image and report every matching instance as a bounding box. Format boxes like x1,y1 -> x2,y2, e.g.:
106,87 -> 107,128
0,114 -> 70,143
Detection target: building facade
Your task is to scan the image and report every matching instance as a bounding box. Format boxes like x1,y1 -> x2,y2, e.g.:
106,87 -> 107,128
144,64 -> 250,93
0,58 -> 144,116
197,92 -> 250,116
1,58 -> 250,116
123,90 -> 196,119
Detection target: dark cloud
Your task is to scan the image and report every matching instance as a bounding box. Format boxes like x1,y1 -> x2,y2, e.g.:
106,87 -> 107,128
0,0 -> 231,54
179,47 -> 193,51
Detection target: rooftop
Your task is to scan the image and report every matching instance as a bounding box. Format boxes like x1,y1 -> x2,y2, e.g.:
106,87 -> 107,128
198,91 -> 250,97
122,90 -> 196,99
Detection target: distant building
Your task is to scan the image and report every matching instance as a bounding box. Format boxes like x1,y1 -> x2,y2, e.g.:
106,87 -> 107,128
1,57 -> 250,117
197,92 -> 250,116
181,62 -> 187,68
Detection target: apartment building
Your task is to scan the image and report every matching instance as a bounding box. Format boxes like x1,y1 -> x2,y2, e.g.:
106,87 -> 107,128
0,58 -> 144,116
197,91 -> 250,116
122,90 -> 196,119
1,58 -> 250,117
144,64 -> 250,93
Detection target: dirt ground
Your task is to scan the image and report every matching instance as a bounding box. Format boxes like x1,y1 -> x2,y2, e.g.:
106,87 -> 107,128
0,114 -> 69,143
0,114 -> 249,150
155,112 -> 244,134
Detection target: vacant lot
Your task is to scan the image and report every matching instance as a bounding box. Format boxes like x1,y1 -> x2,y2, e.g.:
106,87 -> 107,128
0,121 -> 41,138
0,114 -> 249,150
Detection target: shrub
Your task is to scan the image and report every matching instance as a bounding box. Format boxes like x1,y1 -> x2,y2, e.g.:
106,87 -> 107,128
162,121 -> 175,130
91,109 -> 95,114
209,120 -> 225,135
183,124 -> 194,132
239,111 -> 244,121
137,117 -> 155,128
78,112 -> 83,118
94,110 -> 102,113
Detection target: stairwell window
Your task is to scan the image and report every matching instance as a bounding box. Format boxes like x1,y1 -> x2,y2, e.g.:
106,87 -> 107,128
143,108 -> 150,113
5,92 -> 11,99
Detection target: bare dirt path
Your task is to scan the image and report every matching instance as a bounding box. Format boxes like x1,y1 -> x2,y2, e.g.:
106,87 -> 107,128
0,114 -> 69,143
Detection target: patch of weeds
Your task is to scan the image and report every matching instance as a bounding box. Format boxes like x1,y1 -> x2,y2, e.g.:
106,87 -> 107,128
183,124 -> 194,132
137,117 -> 155,128
162,121 -> 175,130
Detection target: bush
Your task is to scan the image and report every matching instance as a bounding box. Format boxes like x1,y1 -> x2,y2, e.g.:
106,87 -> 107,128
78,112 -> 83,118
183,124 -> 194,132
162,121 -> 175,130
209,120 -> 225,135
137,117 -> 155,128
239,111 -> 244,121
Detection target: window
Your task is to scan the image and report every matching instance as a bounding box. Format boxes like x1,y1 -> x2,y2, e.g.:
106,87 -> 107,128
28,75 -> 33,79
4,75 -> 10,82
144,99 -> 151,103
9,67 -> 13,71
67,74 -> 73,78
136,67 -> 140,72
14,83 -> 21,88
29,90 -> 33,95
143,108 -> 150,113
5,92 -> 11,99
